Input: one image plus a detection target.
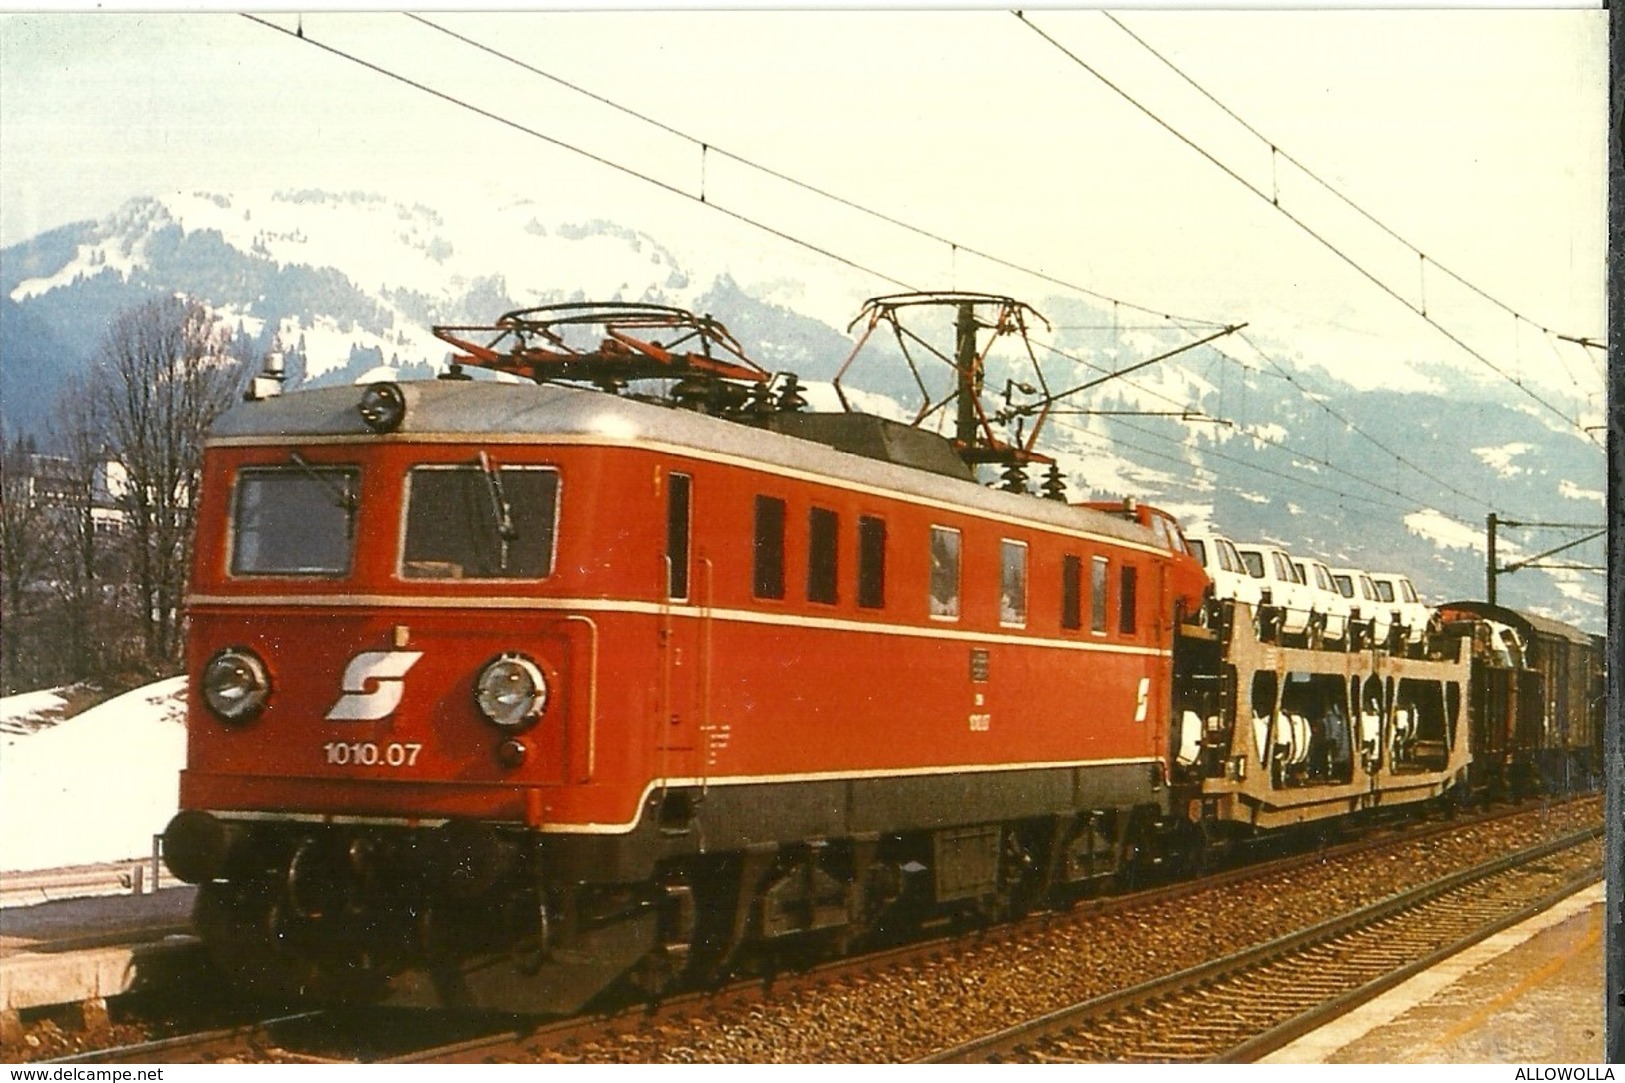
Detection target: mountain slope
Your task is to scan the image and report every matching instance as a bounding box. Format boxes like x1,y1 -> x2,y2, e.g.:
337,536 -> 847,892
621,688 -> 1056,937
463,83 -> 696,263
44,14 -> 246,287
0,188 -> 1602,630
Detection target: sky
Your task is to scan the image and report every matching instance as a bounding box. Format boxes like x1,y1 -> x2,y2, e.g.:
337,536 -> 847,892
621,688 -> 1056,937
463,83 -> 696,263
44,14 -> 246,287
0,8 -> 1607,420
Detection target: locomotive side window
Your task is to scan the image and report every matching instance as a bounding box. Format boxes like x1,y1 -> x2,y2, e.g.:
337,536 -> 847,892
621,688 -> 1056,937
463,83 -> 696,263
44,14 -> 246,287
857,516 -> 886,609
1119,565 -> 1138,635
929,526 -> 961,620
1091,555 -> 1109,633
753,496 -> 787,600
401,464 -> 558,579
667,472 -> 692,601
231,465 -> 359,577
807,507 -> 839,605
1061,554 -> 1083,631
1000,540 -> 1028,628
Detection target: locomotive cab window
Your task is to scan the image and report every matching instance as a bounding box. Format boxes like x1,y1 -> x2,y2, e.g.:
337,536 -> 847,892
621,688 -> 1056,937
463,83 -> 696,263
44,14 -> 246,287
929,526 -> 961,620
231,464 -> 359,577
402,463 -> 558,579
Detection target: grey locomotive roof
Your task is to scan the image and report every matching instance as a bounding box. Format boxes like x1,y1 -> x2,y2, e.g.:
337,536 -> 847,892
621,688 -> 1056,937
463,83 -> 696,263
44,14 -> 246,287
210,380 -> 1156,547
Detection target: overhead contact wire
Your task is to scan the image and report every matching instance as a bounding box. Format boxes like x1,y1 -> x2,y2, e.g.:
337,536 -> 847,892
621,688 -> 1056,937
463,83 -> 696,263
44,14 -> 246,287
1104,11 -> 1594,347
1014,10 -> 1587,437
1229,331 -> 1496,515
247,13 -> 1521,526
404,12 -> 1228,330
241,14 -> 915,293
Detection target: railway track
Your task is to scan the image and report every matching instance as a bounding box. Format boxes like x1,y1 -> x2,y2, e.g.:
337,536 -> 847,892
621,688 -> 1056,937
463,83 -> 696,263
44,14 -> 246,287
47,1013 -> 335,1065
392,797 -> 1601,1064
47,1008 -> 524,1065
924,826 -> 1602,1063
29,796 -> 1600,1064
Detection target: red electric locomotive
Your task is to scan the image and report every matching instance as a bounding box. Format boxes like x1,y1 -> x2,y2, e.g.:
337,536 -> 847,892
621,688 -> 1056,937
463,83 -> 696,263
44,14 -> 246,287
162,296 -> 1212,1012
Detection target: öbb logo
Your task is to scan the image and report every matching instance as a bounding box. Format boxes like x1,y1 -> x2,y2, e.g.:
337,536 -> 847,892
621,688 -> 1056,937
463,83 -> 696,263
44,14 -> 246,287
326,651 -> 424,721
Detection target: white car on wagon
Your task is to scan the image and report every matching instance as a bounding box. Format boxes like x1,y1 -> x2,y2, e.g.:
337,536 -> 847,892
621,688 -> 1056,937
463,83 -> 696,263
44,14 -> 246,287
1292,557 -> 1351,649
1328,566 -> 1393,651
1367,571 -> 1436,656
1185,530 -> 1263,628
1233,542 -> 1317,644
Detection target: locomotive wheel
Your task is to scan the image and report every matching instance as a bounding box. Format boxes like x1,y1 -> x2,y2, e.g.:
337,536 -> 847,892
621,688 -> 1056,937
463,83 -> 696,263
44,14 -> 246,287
1116,808 -> 1171,890
194,881 -> 381,1004
998,824 -> 1047,921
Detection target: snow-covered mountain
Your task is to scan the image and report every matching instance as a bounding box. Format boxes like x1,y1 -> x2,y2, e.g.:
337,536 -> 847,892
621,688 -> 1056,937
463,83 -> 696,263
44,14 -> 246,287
0,188 -> 1604,631
2,188 -> 877,397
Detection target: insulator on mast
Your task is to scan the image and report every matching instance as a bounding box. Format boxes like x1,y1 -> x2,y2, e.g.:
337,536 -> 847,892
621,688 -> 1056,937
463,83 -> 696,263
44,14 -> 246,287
1041,463 -> 1067,502
776,373 -> 808,412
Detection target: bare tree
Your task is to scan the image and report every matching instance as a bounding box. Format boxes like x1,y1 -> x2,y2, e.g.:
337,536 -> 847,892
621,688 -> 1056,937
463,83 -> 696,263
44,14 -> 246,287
96,296 -> 247,665
43,382 -> 137,680
0,427 -> 48,690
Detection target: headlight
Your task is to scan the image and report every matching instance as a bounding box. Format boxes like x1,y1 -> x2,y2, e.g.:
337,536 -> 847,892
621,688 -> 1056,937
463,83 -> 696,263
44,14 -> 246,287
202,647 -> 271,723
474,654 -> 547,730
357,381 -> 406,433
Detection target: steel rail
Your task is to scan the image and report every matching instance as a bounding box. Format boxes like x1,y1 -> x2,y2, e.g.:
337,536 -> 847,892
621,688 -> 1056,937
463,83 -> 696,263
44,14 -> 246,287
922,826 -> 1601,1063
28,797 -> 1596,1064
47,1011 -> 329,1065
390,799 -> 1595,1064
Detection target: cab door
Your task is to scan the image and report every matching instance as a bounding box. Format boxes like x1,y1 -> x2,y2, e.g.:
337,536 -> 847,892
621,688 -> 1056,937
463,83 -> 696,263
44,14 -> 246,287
656,469 -> 708,792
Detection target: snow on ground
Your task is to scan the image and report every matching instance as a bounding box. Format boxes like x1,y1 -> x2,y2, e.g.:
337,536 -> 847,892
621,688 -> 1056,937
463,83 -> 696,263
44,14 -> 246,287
0,687 -> 70,734
0,677 -> 186,872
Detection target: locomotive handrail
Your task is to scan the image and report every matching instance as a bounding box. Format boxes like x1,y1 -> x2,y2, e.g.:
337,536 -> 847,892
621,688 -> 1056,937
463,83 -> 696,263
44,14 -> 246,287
564,614 -> 600,782
700,555 -> 715,798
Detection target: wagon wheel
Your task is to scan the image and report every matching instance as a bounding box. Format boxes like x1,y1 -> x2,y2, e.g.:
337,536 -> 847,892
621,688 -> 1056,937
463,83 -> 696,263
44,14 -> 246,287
1260,605 -> 1284,643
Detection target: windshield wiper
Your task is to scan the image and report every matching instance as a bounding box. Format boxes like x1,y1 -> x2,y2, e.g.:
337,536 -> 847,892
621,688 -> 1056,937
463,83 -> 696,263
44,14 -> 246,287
478,451 -> 519,571
289,451 -> 357,537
